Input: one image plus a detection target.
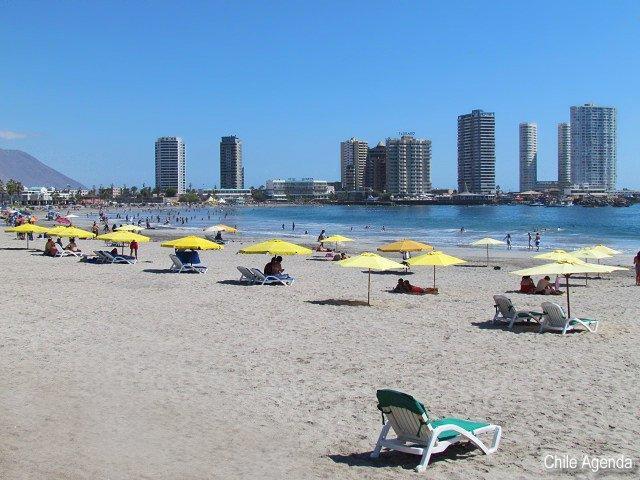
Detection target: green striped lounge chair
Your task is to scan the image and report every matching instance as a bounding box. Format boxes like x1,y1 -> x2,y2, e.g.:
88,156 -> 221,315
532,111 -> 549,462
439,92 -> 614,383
371,389 -> 501,472
493,295 -> 542,330
540,302 -> 599,334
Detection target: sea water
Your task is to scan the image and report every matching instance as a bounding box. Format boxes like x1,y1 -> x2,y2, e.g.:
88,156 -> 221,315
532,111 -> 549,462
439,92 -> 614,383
96,204 -> 640,253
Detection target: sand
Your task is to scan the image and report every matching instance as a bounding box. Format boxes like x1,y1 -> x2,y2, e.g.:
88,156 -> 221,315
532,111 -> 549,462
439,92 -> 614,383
0,231 -> 639,479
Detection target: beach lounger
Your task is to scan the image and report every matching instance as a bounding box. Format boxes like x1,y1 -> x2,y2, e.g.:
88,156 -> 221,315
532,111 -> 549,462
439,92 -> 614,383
53,247 -> 76,257
237,266 -> 258,283
169,254 -> 207,273
249,268 -> 294,286
492,295 -> 543,330
540,302 -> 599,334
96,250 -> 137,265
371,389 -> 501,472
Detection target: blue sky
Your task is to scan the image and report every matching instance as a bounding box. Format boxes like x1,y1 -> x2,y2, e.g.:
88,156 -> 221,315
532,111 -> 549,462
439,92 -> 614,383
1,0 -> 638,190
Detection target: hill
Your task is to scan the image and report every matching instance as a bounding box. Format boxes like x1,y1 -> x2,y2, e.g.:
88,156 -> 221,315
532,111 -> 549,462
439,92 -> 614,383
0,148 -> 84,189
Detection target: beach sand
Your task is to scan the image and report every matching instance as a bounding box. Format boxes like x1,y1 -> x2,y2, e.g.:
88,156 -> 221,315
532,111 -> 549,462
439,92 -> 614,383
1,232 -> 638,479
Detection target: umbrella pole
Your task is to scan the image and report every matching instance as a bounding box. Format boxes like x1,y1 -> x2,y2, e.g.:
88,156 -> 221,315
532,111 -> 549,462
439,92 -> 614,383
367,268 -> 371,306
565,274 -> 571,317
486,245 -> 489,266
433,265 -> 436,289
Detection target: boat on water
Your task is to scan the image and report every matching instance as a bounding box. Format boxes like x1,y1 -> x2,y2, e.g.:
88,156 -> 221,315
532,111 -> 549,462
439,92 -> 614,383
545,200 -> 573,207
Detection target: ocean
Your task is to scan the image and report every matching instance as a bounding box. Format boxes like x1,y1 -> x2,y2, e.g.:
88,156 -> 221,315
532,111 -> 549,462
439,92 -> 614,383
94,204 -> 640,253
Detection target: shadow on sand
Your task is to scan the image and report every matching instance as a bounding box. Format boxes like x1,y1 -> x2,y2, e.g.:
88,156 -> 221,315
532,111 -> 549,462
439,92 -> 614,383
368,270 -> 413,276
471,319 -> 541,334
143,268 -> 176,274
327,443 -> 478,471
306,299 -> 370,307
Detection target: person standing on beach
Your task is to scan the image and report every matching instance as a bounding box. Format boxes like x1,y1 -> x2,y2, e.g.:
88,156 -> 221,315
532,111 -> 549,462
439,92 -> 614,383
504,234 -> 512,250
130,240 -> 139,259
535,232 -> 541,251
282,223 -> 285,230
634,251 -> 640,286
292,222 -> 295,231
527,232 -> 532,250
317,229 -> 326,247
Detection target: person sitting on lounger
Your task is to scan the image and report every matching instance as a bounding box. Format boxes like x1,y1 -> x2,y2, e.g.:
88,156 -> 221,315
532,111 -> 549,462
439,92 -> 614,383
264,257 -> 275,275
535,275 -> 561,295
65,237 -> 80,252
44,238 -> 58,257
520,275 -> 535,294
176,249 -> 200,265
272,256 -> 285,275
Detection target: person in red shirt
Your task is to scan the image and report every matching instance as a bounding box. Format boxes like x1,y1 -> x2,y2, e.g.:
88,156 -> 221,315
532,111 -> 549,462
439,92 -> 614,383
130,240 -> 139,259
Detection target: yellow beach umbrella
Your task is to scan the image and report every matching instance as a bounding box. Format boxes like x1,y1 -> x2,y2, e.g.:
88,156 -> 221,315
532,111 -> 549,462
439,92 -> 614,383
534,249 -> 584,263
378,239 -> 433,253
471,237 -> 506,265
5,223 -> 50,248
322,234 -> 354,250
116,224 -> 145,232
97,231 -> 150,243
238,239 -> 312,256
511,260 -> 626,316
407,250 -> 466,289
591,244 -> 622,256
46,226 -> 96,239
160,235 -> 223,250
572,246 -> 614,284
97,231 -> 151,254
204,224 -> 238,234
337,252 -> 405,305
571,247 -> 612,260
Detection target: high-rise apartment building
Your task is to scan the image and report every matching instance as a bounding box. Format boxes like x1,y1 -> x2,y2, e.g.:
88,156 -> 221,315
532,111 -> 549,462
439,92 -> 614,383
519,123 -> 538,192
155,136 -> 186,194
569,104 -> 616,191
220,136 -> 244,189
364,142 -> 387,192
340,138 -> 368,190
385,134 -> 432,196
557,123 -> 571,188
457,110 -> 496,194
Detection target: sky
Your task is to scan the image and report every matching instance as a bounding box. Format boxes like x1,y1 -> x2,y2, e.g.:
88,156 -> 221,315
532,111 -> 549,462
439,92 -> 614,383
1,0 -> 639,190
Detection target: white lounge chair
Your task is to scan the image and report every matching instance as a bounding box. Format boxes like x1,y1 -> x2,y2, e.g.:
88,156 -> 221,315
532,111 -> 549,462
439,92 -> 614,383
96,250 -> 137,264
540,302 -> 599,334
493,295 -> 543,330
249,268 -> 294,286
371,389 -> 501,472
237,266 -> 258,283
54,248 -> 76,258
169,254 -> 207,273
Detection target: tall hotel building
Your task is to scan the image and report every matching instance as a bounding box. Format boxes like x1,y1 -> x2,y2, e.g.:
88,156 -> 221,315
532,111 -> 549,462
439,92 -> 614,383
570,104 -> 617,191
340,138 -> 368,190
557,123 -> 571,188
457,109 -> 496,194
385,134 -> 432,196
155,136 -> 186,194
519,123 -> 538,192
220,136 -> 244,189
364,142 -> 387,193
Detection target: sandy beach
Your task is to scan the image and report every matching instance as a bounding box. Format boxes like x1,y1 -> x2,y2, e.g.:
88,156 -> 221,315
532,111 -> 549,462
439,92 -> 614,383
1,230 -> 639,479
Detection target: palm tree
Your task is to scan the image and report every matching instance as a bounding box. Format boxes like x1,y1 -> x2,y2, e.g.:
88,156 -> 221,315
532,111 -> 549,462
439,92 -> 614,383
5,179 -> 24,204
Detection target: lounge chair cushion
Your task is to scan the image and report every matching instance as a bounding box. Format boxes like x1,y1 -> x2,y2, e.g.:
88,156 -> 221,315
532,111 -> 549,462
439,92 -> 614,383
377,389 -> 427,416
430,417 -> 491,441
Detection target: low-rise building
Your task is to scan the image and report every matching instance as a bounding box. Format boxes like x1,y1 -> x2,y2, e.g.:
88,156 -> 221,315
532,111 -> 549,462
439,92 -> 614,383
265,178 -> 332,200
